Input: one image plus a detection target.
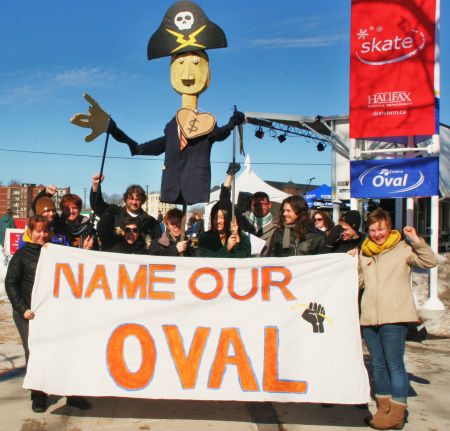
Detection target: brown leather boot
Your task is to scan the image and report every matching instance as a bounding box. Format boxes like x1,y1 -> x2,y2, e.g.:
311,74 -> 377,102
365,395 -> 390,426
369,399 -> 407,430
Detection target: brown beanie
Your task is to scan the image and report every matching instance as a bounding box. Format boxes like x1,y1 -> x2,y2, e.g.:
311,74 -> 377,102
35,197 -> 56,215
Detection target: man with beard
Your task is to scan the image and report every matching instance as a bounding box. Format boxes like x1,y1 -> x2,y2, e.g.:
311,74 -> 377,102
91,174 -> 161,250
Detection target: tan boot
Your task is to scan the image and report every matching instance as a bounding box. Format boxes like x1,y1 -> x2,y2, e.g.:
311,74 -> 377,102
369,399 -> 407,430
365,395 -> 390,426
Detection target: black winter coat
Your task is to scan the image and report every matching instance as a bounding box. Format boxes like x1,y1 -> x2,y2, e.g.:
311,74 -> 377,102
90,187 -> 161,250
321,226 -> 365,254
149,232 -> 196,257
266,225 -> 325,257
5,243 -> 42,315
107,117 -> 233,204
106,238 -> 149,255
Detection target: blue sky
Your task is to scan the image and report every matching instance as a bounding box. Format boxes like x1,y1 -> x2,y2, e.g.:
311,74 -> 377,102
1,0 -> 448,201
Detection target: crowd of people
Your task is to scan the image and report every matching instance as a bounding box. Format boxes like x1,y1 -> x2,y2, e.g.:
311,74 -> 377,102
3,166 -> 438,430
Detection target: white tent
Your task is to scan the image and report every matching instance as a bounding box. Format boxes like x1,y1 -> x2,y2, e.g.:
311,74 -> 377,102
209,154 -> 291,203
204,154 -> 291,230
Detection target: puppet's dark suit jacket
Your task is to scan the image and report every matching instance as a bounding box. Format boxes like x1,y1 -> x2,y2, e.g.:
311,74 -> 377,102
108,117 -> 232,205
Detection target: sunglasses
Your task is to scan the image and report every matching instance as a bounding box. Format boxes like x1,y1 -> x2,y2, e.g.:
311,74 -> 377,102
124,227 -> 139,234
314,217 -> 324,222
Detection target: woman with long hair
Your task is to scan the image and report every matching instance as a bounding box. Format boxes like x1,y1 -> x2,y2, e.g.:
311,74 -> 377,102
197,199 -> 251,258
310,210 -> 334,236
197,166 -> 250,258
359,209 -> 437,430
266,195 -> 325,257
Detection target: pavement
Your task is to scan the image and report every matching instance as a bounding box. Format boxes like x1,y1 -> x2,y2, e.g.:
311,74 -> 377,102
1,298 -> 449,431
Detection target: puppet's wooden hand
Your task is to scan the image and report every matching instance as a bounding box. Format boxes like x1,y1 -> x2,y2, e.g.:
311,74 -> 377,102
70,93 -> 110,142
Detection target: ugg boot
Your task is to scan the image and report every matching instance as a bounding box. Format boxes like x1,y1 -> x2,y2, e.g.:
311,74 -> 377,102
369,399 -> 407,430
365,395 -> 391,426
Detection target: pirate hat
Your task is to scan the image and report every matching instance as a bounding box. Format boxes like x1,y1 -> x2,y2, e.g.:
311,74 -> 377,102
147,1 -> 227,60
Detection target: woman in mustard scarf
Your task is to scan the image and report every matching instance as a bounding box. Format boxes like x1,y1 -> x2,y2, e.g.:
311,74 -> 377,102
359,209 -> 437,430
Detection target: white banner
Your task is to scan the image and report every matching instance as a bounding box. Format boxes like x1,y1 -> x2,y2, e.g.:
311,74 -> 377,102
24,245 -> 369,404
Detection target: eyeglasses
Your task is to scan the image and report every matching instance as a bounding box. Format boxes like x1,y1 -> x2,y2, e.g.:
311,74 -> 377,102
124,227 -> 139,234
314,217 -> 324,222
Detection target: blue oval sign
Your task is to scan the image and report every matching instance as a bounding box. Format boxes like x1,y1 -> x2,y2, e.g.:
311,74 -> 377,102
350,157 -> 439,198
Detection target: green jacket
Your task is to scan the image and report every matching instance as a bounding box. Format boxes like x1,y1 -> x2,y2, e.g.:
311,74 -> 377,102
197,230 -> 251,258
0,214 -> 15,247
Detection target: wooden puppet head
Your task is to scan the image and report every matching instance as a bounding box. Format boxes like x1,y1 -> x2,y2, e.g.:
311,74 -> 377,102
170,50 -> 210,96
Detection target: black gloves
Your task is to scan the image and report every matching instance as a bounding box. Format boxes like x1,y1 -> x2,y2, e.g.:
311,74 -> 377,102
106,119 -> 138,155
227,111 -> 245,129
226,162 -> 241,176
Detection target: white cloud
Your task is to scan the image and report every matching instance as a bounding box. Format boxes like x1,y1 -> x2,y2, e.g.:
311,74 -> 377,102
53,67 -> 111,86
246,34 -> 348,49
245,13 -> 348,49
0,67 -> 135,106
248,16 -> 328,34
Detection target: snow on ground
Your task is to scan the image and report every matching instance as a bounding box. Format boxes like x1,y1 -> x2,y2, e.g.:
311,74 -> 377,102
0,246 -> 10,299
413,253 -> 450,338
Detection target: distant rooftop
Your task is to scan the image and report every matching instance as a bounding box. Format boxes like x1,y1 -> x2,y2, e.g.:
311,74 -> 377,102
266,180 -> 320,195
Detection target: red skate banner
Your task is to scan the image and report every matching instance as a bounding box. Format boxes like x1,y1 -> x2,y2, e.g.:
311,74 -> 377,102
350,0 -> 438,139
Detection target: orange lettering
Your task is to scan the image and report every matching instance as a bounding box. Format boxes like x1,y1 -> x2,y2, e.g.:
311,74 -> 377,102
208,328 -> 259,391
189,268 -> 223,300
107,323 -> 156,390
261,267 -> 295,301
85,265 -> 112,299
149,264 -> 175,300
263,327 -> 307,393
53,263 -> 84,298
118,265 -> 147,299
163,325 -> 210,389
228,268 -> 258,300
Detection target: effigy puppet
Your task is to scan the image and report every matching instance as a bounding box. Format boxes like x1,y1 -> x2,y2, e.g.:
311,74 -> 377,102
71,1 -> 244,205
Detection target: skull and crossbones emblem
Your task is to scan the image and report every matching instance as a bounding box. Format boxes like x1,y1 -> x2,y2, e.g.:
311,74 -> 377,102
174,11 -> 194,30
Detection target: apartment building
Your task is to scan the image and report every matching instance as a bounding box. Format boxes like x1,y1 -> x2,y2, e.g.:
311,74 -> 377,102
0,184 -> 69,218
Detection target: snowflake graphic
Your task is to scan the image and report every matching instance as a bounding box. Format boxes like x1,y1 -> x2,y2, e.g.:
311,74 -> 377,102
357,28 -> 369,40
376,26 -> 383,32
370,26 -> 374,31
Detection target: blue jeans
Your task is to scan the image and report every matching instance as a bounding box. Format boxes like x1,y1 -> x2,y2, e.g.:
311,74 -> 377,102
362,324 -> 409,402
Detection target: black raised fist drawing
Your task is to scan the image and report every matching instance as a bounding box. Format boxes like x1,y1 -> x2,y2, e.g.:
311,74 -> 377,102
302,302 -> 326,333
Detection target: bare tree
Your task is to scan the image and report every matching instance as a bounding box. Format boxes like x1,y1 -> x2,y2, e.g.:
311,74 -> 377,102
103,193 -> 123,206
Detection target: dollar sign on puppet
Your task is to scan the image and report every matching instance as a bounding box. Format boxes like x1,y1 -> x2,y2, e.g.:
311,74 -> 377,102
188,118 -> 199,133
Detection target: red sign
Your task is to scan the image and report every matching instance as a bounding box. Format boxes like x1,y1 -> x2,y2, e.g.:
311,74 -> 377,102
14,218 -> 28,229
350,0 -> 438,139
4,229 -> 25,255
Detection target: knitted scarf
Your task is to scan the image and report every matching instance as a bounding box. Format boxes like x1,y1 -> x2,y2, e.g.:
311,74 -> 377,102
245,212 -> 273,231
282,224 -> 296,249
361,229 -> 401,257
